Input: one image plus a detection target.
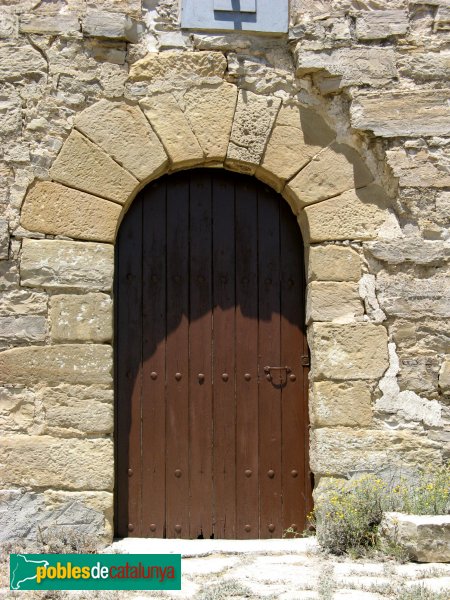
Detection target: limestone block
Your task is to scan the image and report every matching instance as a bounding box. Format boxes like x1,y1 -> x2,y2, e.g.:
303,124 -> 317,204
182,83 -> 238,162
310,323 -> 388,380
285,143 -> 373,209
0,436 -> 113,491
82,11 -> 138,42
351,90 -> 450,137
0,316 -> 47,344
0,12 -> 17,38
20,13 -> 80,35
0,386 -> 35,433
20,239 -> 114,291
365,238 -> 448,265
307,282 -> 363,324
295,47 -> 396,88
0,488 -> 113,543
299,185 -> 390,243
380,513 -> 450,563
0,41 -> 47,80
42,384 -> 113,435
0,289 -> 47,315
0,262 -> 19,290
74,100 -> 168,181
50,293 -> 112,343
308,246 -> 361,282
376,272 -> 450,319
386,148 -> 450,188
257,104 -> 335,191
398,51 -> 450,83
0,219 -> 8,259
21,181 -> 121,243
140,93 -> 204,168
355,10 -> 408,40
50,130 -> 138,204
129,51 -> 227,83
0,344 -> 113,386
0,93 -> 21,137
310,428 -> 442,477
434,5 -> 450,31
227,91 -> 281,173
311,381 -> 373,428
439,359 -> 450,395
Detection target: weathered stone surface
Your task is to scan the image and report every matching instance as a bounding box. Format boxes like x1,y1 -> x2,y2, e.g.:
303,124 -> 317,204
0,386 -> 35,433
434,5 -> 450,31
310,323 -> 389,380
0,488 -> 113,543
0,436 -> 113,490
227,91 -> 281,173
50,130 -> 139,204
299,185 -> 390,242
365,237 -> 449,265
182,83 -> 238,162
355,10 -> 408,40
310,428 -> 442,477
311,381 -> 373,428
0,289 -> 47,315
20,239 -> 114,291
376,272 -> 450,319
20,13 -> 80,36
376,389 -> 442,429
129,51 -> 227,82
0,93 -> 21,138
0,344 -> 112,386
398,51 -> 450,83
386,147 -> 450,188
74,100 -> 168,181
257,104 -> 335,191
0,262 -> 19,290
82,10 -> 138,42
140,93 -> 204,168
42,384 -> 113,435
0,41 -> 47,80
306,282 -> 363,324
295,47 -> 396,88
439,358 -> 450,395
0,219 -> 8,259
0,12 -> 17,38
50,293 -> 112,343
0,316 -> 47,344
380,513 -> 450,563
21,181 -> 121,242
285,143 -> 373,208
308,246 -> 362,282
351,91 -> 450,137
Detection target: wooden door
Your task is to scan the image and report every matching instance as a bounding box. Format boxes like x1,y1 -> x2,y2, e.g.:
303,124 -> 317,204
115,169 -> 311,539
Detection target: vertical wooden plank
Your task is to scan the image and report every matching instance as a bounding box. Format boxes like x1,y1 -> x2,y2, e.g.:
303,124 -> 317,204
115,195 -> 143,537
280,200 -> 308,535
235,177 -> 259,540
165,174 -> 190,539
141,181 -> 167,537
257,185 -> 282,539
189,171 -> 214,539
212,173 -> 236,539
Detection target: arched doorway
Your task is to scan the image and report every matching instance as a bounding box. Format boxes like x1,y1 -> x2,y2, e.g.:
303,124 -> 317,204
115,169 -> 312,539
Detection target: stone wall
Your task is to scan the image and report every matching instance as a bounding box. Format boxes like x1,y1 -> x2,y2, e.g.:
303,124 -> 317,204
0,0 -> 448,542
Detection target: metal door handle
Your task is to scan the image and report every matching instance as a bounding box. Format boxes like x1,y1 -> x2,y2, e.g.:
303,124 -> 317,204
264,365 -> 291,381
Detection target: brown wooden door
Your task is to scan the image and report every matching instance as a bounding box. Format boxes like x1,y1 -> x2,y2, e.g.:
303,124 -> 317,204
115,169 -> 311,539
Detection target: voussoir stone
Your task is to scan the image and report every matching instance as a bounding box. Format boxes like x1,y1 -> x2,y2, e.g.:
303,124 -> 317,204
20,239 -> 114,291
285,142 -> 374,209
306,281 -> 363,324
0,435 -> 113,491
227,90 -> 281,174
308,246 -> 362,282
182,83 -> 238,162
129,51 -> 227,82
257,104 -> 335,192
74,100 -> 168,181
140,93 -> 204,168
50,293 -> 113,343
299,184 -> 390,243
310,322 -> 389,380
0,344 -> 112,386
311,380 -> 373,428
50,130 -> 139,204
21,181 -> 121,243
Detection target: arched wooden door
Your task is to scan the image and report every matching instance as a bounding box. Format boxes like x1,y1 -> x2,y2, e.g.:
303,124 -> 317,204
115,169 -> 311,539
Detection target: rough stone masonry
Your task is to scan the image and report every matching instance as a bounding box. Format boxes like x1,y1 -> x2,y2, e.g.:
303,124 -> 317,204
0,0 -> 449,542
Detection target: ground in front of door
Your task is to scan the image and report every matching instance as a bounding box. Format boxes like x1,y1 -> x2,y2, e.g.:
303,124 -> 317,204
107,538 -> 450,600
